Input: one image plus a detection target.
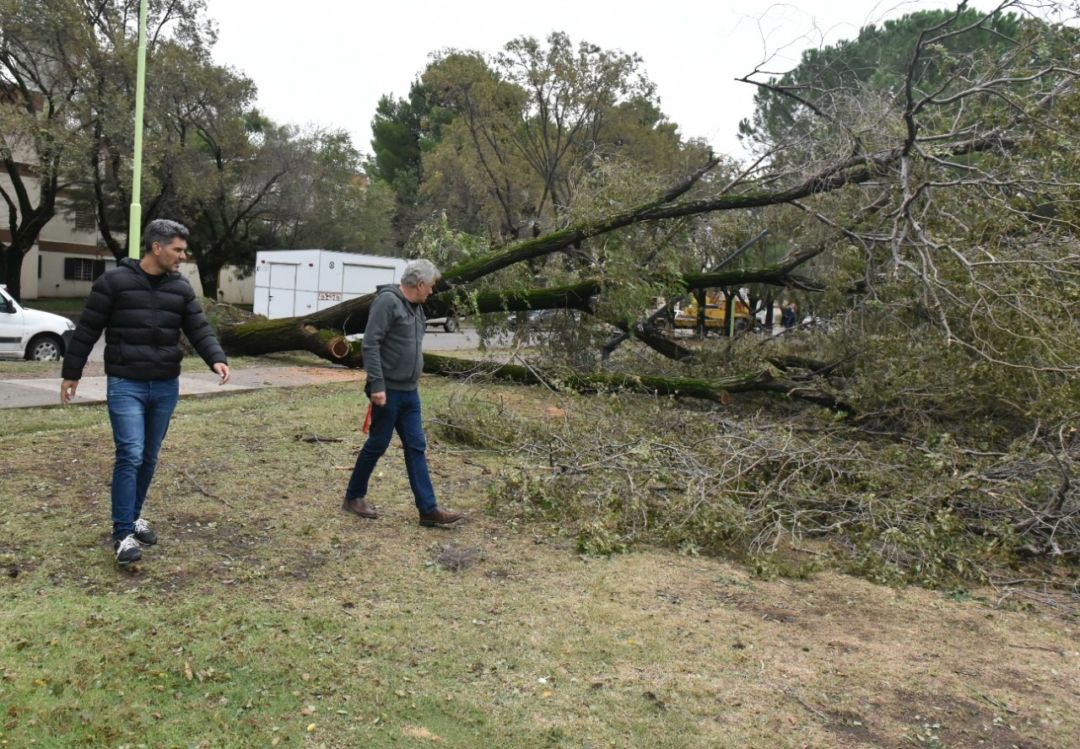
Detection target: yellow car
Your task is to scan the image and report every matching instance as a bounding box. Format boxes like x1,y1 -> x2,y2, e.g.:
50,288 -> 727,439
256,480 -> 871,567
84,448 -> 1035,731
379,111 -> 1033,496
671,291 -> 752,331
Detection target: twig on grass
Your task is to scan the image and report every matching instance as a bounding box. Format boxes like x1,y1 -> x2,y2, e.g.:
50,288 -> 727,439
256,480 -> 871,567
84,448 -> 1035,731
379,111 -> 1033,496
183,470 -> 232,507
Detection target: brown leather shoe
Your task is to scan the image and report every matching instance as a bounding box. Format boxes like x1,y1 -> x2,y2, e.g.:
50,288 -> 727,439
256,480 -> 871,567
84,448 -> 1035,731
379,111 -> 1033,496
342,497 -> 378,519
418,508 -> 463,527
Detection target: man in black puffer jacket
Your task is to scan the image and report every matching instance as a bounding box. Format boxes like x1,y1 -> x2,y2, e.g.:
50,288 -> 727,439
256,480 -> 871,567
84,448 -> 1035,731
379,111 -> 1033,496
60,219 -> 230,565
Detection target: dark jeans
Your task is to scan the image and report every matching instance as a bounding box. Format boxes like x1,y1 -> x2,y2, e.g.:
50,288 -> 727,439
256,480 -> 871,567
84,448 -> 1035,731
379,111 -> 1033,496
346,388 -> 437,515
106,376 -> 179,538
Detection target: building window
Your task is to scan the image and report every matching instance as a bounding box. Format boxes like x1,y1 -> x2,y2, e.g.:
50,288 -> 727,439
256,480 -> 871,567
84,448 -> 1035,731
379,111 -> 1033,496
74,205 -> 97,232
64,257 -> 106,282
37,255 -> 42,279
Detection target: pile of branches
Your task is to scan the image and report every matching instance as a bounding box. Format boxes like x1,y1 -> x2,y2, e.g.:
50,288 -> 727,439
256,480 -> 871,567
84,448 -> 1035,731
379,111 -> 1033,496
434,388 -> 1079,590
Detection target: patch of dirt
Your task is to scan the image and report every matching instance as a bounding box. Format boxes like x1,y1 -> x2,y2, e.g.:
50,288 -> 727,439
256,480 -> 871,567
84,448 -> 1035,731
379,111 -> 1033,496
0,547 -> 35,580
727,594 -> 800,624
434,543 -> 483,572
824,708 -> 880,746
876,690 -> 1050,749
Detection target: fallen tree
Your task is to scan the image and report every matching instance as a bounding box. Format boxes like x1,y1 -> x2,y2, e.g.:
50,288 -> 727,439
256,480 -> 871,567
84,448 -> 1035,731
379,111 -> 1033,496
218,213 -> 857,405
216,3 -> 1078,428
214,126 -> 1035,410
220,234 -> 837,353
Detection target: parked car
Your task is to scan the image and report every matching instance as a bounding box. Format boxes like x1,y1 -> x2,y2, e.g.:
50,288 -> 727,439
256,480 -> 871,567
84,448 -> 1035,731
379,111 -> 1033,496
0,285 -> 76,361
670,291 -> 752,332
507,308 -> 579,326
425,314 -> 461,333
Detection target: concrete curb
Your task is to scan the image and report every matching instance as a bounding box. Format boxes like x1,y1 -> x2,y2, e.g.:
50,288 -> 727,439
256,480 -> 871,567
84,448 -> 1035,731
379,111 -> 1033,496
0,366 -> 364,410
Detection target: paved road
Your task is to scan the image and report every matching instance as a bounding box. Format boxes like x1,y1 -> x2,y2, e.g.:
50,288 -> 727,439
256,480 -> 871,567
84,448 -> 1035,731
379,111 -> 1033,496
76,325 -> 497,364
0,325 -> 507,410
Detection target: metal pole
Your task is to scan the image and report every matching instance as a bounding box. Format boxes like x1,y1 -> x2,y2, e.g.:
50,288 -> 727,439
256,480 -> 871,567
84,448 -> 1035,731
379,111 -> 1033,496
127,0 -> 148,258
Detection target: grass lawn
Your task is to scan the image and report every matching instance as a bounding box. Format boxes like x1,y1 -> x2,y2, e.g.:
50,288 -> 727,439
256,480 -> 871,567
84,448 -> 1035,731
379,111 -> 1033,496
18,297 -> 87,315
1,378 -> 1076,748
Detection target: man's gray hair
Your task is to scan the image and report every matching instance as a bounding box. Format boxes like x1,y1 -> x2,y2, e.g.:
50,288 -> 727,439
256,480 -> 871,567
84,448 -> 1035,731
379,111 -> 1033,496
142,219 -> 190,254
401,259 -> 441,287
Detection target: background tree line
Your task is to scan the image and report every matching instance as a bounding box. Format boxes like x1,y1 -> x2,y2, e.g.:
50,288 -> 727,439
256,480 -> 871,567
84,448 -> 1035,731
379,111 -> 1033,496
0,0 -> 395,301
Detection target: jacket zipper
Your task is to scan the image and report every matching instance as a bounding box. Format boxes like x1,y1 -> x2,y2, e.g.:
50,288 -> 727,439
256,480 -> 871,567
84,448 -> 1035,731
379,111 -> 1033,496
132,262 -> 161,354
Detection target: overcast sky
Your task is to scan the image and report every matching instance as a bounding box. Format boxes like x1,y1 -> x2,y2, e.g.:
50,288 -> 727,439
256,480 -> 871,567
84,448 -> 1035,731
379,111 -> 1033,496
205,0 -> 1010,160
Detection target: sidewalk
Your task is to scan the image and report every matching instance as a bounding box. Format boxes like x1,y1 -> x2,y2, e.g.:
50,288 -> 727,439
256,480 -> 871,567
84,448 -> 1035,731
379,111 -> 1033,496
0,365 -> 364,409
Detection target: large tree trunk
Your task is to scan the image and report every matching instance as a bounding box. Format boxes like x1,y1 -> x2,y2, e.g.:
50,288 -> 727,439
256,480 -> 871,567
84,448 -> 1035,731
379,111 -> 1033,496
422,353 -> 852,412
218,254 -> 833,359
0,226 -> 49,302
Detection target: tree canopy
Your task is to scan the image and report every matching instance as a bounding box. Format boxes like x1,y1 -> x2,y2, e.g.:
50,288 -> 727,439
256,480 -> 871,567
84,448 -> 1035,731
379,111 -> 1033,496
0,0 -> 389,300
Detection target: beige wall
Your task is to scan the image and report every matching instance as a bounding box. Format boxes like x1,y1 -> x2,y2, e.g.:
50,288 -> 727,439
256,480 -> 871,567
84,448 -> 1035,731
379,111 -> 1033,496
29,247 -> 115,299
23,248 -> 202,301
178,261 -> 204,298
216,265 -> 255,304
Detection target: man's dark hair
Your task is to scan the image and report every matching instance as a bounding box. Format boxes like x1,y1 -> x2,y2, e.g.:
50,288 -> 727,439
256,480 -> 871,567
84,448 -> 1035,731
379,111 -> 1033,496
142,219 -> 190,255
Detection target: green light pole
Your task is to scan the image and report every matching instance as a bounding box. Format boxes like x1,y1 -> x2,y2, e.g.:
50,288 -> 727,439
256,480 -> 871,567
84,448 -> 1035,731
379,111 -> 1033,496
127,0 -> 148,259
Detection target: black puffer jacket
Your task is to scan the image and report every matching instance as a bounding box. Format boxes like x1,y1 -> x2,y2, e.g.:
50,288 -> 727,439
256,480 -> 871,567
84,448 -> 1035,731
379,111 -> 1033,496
62,258 -> 227,381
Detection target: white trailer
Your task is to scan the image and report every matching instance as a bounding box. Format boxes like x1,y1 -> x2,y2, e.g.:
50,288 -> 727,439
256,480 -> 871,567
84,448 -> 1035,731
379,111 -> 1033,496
253,250 -> 408,319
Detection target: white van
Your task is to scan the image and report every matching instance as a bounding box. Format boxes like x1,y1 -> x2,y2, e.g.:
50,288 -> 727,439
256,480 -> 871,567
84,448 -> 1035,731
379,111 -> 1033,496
0,285 -> 76,361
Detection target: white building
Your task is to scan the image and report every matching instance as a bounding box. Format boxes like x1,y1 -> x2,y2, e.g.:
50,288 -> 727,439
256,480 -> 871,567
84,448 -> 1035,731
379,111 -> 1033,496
253,250 -> 408,319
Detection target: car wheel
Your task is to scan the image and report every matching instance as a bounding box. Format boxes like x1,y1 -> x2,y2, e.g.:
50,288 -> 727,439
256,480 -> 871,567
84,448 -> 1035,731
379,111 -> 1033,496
27,334 -> 63,362
443,317 -> 459,333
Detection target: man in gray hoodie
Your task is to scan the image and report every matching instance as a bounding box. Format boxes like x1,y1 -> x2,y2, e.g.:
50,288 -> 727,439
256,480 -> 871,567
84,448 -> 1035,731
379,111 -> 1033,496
343,259 -> 463,526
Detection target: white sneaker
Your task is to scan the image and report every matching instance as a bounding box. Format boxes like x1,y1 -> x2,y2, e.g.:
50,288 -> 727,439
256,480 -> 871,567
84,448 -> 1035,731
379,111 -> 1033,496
114,535 -> 142,565
133,518 -> 158,546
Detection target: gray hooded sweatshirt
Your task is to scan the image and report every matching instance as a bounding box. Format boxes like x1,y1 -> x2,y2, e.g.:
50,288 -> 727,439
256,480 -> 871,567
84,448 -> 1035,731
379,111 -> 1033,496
362,284 -> 425,393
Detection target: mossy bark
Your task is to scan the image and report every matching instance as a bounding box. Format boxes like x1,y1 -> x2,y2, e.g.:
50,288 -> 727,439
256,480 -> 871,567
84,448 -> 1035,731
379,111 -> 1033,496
423,353 -> 852,411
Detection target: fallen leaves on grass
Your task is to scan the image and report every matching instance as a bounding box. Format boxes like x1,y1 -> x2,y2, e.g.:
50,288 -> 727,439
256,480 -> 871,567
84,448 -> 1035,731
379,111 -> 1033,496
402,724 -> 442,741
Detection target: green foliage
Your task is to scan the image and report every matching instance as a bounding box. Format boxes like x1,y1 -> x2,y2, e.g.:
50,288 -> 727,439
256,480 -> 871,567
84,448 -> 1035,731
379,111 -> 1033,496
273,130 -> 397,255
374,31 -> 691,245
450,389 -> 1077,587
367,81 -> 454,247
405,211 -> 491,270
718,7 -> 1080,451
0,0 -> 135,295
818,232 -> 1080,438
431,392 -> 536,449
368,83 -> 444,194
1,0 -> 386,297
741,8 -> 1024,148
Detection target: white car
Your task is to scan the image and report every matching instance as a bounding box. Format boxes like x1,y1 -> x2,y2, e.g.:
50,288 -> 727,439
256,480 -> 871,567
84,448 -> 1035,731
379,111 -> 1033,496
425,314 -> 460,333
0,285 -> 76,361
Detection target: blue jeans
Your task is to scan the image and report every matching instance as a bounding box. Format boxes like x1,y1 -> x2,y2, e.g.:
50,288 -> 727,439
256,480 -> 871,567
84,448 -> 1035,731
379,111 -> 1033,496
346,388 -> 437,515
106,376 -> 180,538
